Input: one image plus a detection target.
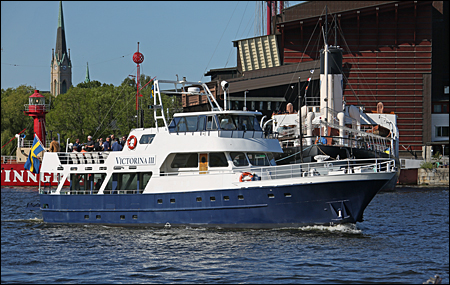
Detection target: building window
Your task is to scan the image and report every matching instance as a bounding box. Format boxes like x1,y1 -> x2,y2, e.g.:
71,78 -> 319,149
434,105 -> 442,113
267,102 -> 272,111
259,101 -> 264,110
251,101 -> 255,110
436,126 -> 449,137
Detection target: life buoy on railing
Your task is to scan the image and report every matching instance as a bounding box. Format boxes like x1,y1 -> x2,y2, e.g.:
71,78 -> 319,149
239,172 -> 253,182
127,135 -> 137,150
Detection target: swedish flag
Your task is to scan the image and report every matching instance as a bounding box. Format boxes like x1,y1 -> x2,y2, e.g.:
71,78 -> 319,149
24,134 -> 45,174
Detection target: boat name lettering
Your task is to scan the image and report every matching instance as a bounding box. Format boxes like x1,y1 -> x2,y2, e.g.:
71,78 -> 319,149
115,156 -> 155,165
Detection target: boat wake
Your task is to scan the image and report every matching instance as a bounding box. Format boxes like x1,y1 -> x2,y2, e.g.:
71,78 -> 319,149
295,223 -> 362,234
1,217 -> 43,224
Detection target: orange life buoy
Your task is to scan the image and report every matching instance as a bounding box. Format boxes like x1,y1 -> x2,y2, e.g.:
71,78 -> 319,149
239,172 -> 253,182
127,135 -> 137,150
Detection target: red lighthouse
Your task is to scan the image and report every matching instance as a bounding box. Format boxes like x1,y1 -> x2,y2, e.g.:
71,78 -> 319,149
24,90 -> 48,145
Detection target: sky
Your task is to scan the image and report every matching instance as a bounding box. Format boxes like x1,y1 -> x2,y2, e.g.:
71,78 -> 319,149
1,1 -> 302,92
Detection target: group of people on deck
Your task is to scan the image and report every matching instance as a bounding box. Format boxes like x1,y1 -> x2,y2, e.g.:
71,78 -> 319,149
71,135 -> 127,152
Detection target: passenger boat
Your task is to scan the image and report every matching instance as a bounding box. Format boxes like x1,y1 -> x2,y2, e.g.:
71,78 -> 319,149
38,79 -> 397,228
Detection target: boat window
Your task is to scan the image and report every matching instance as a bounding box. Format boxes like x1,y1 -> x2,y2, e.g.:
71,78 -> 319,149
266,153 -> 276,166
168,117 -> 180,132
247,153 -> 270,166
206,116 -> 218,130
139,134 -> 155,144
176,117 -> 187,132
70,173 -> 107,194
230,152 -> 249,167
104,172 -> 152,194
252,117 -> 263,131
171,153 -> 198,168
218,114 -> 237,130
209,153 -> 228,167
185,116 -> 198,132
198,116 -> 206,131
234,115 -> 256,131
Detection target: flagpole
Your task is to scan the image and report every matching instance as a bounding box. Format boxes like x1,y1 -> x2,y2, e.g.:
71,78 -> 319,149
298,77 -> 303,163
39,168 -> 42,193
34,133 -> 46,194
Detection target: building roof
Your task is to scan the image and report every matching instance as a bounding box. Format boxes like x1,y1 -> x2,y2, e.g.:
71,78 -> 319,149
223,60 -> 320,93
283,1 -> 397,22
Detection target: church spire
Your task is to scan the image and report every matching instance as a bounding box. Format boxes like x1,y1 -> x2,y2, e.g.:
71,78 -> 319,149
85,62 -> 90,83
55,1 -> 68,63
58,1 -> 65,31
51,1 -> 72,96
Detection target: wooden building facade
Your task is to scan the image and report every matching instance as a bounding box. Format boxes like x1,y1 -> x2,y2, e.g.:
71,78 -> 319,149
184,1 -> 448,157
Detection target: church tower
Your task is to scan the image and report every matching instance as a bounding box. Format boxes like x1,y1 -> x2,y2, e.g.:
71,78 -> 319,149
51,1 -> 72,96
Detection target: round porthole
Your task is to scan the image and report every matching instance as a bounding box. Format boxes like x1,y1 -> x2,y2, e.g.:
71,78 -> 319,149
201,157 -> 206,163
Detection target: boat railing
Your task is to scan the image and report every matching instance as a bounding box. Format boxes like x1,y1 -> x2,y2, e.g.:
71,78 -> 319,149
56,152 -> 110,165
278,134 -> 391,154
54,189 -> 144,195
1,156 -> 17,164
171,129 -> 264,139
18,139 -> 52,149
239,158 -> 396,181
218,130 -> 264,139
158,158 -> 396,181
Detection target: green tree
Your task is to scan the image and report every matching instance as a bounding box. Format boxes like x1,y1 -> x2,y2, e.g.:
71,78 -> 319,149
76,80 -> 102,89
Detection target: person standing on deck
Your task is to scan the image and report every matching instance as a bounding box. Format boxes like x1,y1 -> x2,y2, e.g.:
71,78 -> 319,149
85,136 -> 95,152
49,137 -> 60,152
103,137 -> 111,151
111,138 -> 123,151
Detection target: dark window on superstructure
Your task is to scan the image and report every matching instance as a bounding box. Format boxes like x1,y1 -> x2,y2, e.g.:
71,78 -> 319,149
139,134 -> 155,144
176,117 -> 187,132
198,116 -> 206,131
206,116 -> 218,130
104,172 -> 152,193
171,153 -> 198,168
247,153 -> 270,166
218,114 -> 237,130
230,152 -> 249,167
185,116 -> 198,132
233,115 -> 256,131
209,153 -> 228,167
70,173 -> 107,193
